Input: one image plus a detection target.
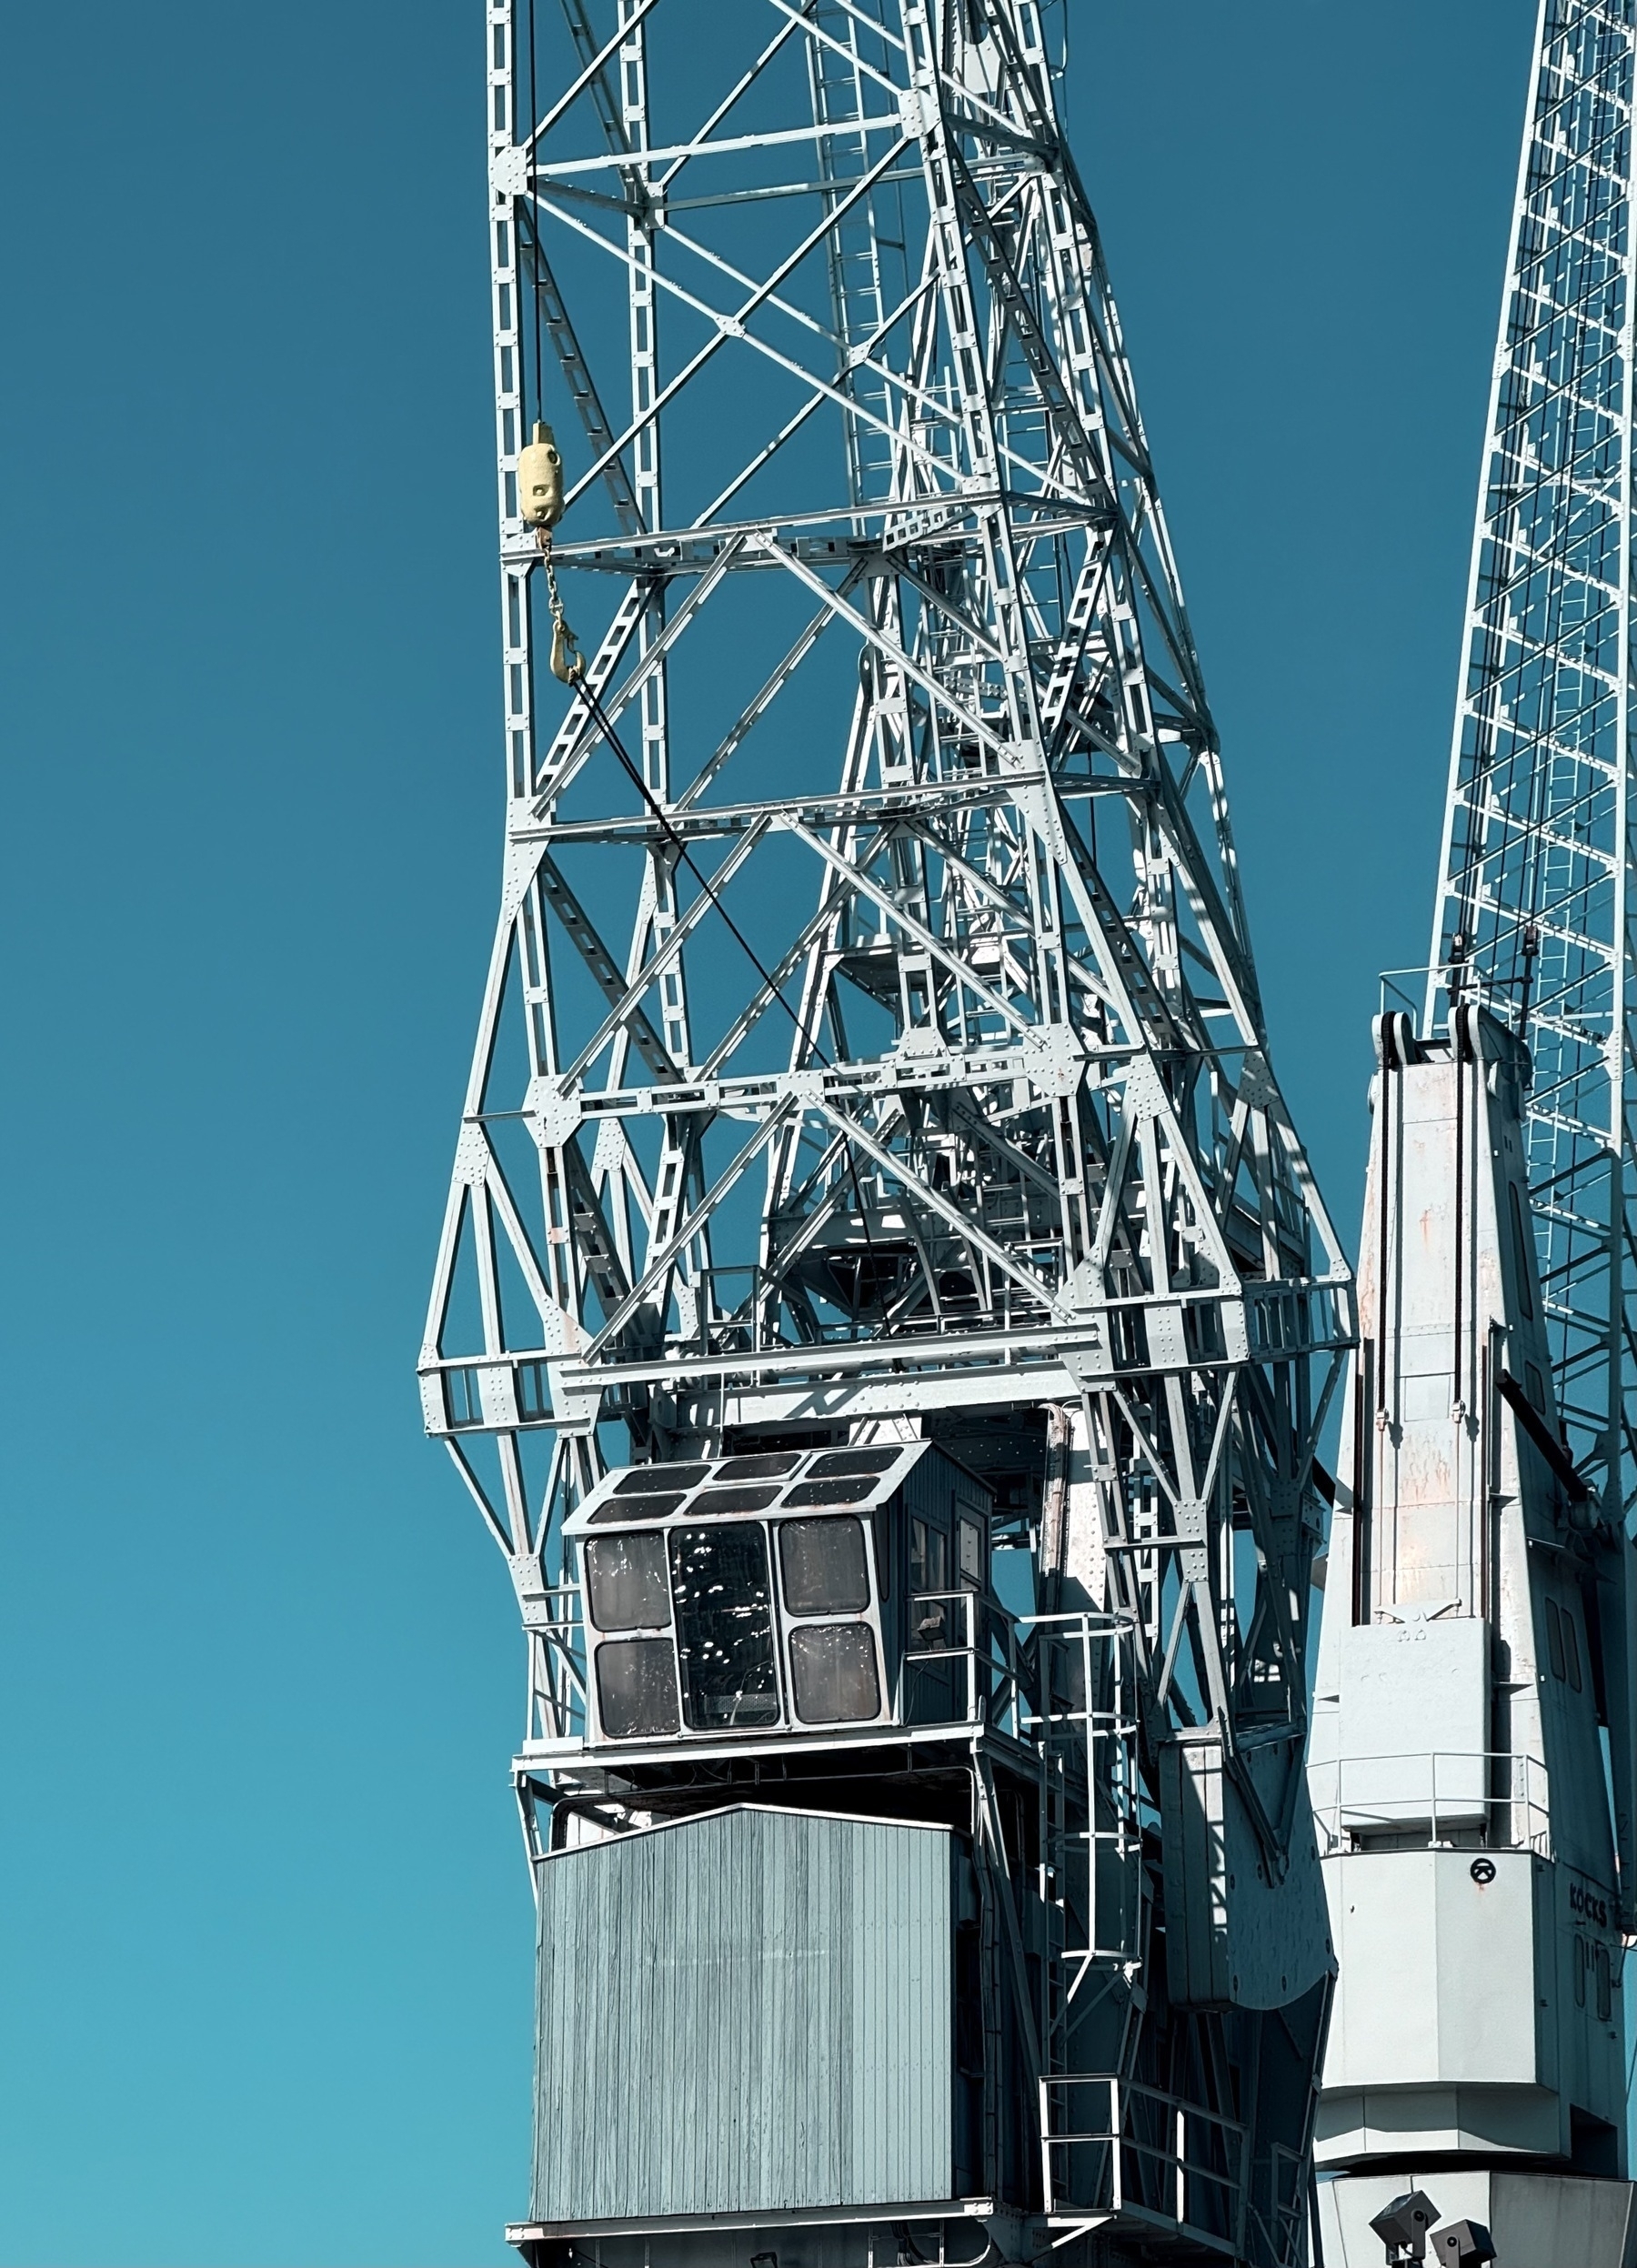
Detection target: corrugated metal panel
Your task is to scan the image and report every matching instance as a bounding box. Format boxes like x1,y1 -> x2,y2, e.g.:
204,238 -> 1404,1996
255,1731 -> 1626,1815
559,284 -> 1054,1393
533,1805 -> 952,2223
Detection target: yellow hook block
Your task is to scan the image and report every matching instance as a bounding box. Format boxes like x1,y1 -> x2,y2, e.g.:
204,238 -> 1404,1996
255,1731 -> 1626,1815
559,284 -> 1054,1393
518,420 -> 564,529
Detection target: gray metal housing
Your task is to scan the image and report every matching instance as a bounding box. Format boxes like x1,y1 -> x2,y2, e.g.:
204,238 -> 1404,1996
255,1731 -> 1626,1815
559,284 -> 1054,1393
531,1807 -> 953,2223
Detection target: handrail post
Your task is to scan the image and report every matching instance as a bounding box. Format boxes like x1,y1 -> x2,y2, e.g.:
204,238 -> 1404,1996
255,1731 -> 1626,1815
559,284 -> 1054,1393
1175,2102 -> 1186,2228
1110,2077 -> 1123,2214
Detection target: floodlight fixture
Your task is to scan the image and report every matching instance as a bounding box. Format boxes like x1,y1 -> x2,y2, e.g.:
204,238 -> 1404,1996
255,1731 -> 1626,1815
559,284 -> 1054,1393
1431,2223 -> 1496,2268
1370,2191 -> 1441,2263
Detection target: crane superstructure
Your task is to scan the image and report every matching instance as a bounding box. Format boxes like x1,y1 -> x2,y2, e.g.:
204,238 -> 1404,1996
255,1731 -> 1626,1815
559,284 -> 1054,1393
1311,5 -> 1637,2262
422,5 -> 1352,2264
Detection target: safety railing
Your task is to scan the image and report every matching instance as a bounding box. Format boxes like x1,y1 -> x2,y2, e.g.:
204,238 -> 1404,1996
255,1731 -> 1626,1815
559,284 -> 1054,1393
1019,1609 -> 1148,1958
900,1588 -> 1029,1736
1041,2073 -> 1249,2252
520,1581 -> 588,1744
547,1574 -> 1038,1749
1309,1748 -> 1552,1856
688,1258 -> 1068,1355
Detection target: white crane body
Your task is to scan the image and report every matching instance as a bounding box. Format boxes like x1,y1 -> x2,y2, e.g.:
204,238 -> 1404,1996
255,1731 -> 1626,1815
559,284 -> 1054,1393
1310,5 -> 1637,2254
1311,1010 -> 1636,2266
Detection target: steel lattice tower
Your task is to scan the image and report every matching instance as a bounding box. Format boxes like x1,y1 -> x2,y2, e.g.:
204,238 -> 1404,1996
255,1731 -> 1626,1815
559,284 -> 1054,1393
423,5 -> 1353,2263
1429,0 -> 1637,1519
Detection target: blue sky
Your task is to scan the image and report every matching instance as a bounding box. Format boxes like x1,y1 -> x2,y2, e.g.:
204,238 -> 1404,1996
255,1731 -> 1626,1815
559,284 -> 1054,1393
0,4 -> 1536,2263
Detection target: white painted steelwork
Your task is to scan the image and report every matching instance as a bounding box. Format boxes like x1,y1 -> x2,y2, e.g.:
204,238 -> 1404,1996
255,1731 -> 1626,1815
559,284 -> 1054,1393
425,6 -> 1353,2264
1315,14 -> 1637,2260
1314,1013 -> 1631,2184
1427,0 -> 1637,1521
1311,1020 -> 1636,2263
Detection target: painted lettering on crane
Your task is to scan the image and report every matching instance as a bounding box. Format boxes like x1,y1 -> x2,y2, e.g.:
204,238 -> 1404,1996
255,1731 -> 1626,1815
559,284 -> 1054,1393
1569,1879 -> 1611,1930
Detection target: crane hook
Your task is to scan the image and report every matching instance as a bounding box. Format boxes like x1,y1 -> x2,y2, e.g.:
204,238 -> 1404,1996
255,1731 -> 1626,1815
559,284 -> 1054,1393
539,531 -> 585,685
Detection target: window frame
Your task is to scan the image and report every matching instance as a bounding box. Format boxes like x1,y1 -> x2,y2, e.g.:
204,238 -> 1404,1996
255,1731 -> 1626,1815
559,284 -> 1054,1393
583,1529 -> 674,1635
668,1520 -> 785,1734
774,1510 -> 887,1730
778,1515 -> 872,1616
594,1634 -> 682,1741
788,1619 -> 883,1725
577,1506 -> 892,1742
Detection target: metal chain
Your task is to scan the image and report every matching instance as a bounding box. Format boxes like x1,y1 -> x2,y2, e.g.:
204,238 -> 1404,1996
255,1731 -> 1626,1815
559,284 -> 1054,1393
537,528 -> 585,684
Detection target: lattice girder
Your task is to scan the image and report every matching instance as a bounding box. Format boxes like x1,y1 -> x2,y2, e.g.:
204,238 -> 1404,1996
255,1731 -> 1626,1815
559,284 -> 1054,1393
426,15 -> 1351,2258
422,0 -> 1351,1774
1429,0 -> 1637,1513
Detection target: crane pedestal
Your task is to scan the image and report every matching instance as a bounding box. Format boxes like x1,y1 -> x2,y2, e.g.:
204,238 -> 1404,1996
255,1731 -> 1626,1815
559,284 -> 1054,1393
1318,2170 -> 1636,2268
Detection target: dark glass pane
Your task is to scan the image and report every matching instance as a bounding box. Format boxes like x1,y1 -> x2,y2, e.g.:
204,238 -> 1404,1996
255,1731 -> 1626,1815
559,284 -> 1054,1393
808,1448 -> 899,1479
790,1623 -> 880,1723
784,1475 -> 876,1508
615,1462 -> 712,1496
596,1638 -> 679,1738
691,1484 -> 781,1514
780,1518 -> 870,1614
590,1490 -> 688,1525
584,1533 -> 670,1631
713,1452 -> 803,1480
668,1524 -> 780,1730
910,1518 -> 948,1591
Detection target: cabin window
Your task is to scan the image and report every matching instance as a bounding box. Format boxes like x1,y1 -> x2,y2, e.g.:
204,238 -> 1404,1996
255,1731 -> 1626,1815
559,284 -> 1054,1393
958,1515 -> 984,1586
779,1518 -> 869,1614
689,1483 -> 782,1514
668,1523 -> 780,1729
1563,1604 -> 1583,1692
910,1517 -> 950,1651
910,1517 -> 948,1593
1595,1942 -> 1612,2022
615,1462 -> 713,1494
785,1474 -> 876,1507
789,1622 -> 880,1723
591,1490 -> 688,1525
584,1532 -> 670,1631
596,1638 -> 679,1739
808,1448 -> 899,1479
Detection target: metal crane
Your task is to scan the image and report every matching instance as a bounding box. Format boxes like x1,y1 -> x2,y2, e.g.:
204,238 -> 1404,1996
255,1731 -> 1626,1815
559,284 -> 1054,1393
1311,5 -> 1637,2261
421,5 -> 1351,2264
